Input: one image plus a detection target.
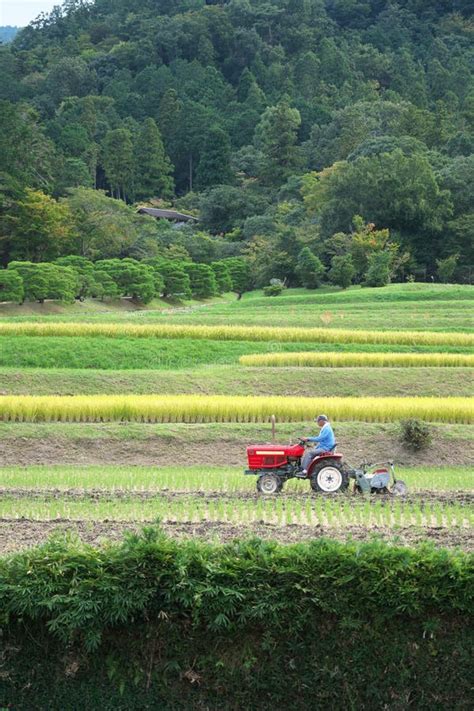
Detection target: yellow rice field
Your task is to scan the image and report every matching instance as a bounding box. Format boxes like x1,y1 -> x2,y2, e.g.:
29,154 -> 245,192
240,352 -> 474,368
0,394 -> 472,424
0,322 -> 473,347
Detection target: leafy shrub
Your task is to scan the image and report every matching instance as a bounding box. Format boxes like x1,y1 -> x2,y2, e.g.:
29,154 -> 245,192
400,418 -> 432,451
328,254 -> 355,289
263,280 -> 285,296
0,533 -> 472,709
436,254 -> 459,283
364,251 -> 392,287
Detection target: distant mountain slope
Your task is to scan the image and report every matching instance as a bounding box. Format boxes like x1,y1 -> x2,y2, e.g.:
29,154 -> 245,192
0,26 -> 19,44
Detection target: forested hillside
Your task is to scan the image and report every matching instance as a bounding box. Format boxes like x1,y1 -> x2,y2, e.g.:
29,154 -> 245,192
0,0 -> 473,288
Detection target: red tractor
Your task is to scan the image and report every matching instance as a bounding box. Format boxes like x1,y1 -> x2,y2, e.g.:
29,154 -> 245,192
245,439 -> 348,494
245,440 -> 407,496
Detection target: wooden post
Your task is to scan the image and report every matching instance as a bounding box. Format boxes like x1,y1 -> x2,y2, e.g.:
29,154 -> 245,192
271,414 -> 276,442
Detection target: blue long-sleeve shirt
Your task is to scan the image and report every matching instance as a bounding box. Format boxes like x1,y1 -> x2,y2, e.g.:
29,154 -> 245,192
307,423 -> 335,451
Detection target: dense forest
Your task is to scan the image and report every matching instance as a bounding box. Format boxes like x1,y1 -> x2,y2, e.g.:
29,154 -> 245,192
0,0 -> 473,295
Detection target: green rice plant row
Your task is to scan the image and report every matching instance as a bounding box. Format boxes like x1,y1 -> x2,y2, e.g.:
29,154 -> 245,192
0,321 -> 472,347
0,465 -> 468,493
0,394 -> 472,424
240,351 -> 474,368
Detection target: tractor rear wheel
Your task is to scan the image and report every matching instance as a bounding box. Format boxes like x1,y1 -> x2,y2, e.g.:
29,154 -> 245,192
310,461 -> 348,494
257,473 -> 282,495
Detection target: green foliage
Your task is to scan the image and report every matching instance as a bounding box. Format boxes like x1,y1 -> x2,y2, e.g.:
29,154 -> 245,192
64,188 -> 146,260
0,0 -> 471,281
91,270 -> 120,301
0,100 -> 56,202
196,125 -> 233,190
364,251 -> 392,287
0,269 -> 23,303
222,257 -> 252,295
303,152 -> 453,266
1,532 -> 471,643
133,118 -> 174,201
55,255 -> 96,299
199,185 -> 266,234
436,254 -> 459,283
0,534 -> 472,708
101,128 -> 134,201
7,261 -> 77,303
210,261 -> 233,294
254,101 -> 302,186
144,258 -> 191,299
296,247 -> 325,289
328,254 -> 355,289
4,188 -> 73,263
94,259 -> 155,303
184,263 -> 218,299
263,282 -> 285,296
400,418 -> 433,452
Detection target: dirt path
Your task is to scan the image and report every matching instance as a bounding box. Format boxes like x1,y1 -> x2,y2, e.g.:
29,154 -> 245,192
1,434 -> 472,467
0,518 -> 471,554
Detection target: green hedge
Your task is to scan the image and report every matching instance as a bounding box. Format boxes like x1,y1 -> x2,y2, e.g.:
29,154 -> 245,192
1,531 -> 472,710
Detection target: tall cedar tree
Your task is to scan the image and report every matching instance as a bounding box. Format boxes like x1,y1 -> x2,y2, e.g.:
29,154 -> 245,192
196,125 -> 233,190
102,128 -> 134,202
134,118 -> 174,201
254,101 -> 302,186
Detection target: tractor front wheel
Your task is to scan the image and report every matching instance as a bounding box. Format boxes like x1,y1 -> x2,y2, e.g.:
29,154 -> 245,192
257,473 -> 282,495
310,461 -> 349,494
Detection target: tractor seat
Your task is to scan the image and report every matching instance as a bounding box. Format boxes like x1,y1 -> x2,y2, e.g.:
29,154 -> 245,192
320,443 -> 337,454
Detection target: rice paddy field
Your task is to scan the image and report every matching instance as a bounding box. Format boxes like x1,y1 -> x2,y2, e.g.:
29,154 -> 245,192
0,283 -> 473,552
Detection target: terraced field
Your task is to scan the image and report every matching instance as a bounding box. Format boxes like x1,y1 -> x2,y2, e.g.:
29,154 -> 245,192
0,283 -> 472,553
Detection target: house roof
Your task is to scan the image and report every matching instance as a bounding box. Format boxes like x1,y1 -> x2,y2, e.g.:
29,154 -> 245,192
137,207 -> 198,222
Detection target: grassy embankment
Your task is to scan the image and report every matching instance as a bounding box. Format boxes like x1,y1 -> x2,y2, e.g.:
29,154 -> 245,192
0,365 -> 472,397
1,283 -> 473,330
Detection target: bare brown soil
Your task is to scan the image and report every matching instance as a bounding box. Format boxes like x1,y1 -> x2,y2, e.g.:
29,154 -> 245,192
1,487 -> 473,507
0,518 -> 471,554
1,433 -> 472,467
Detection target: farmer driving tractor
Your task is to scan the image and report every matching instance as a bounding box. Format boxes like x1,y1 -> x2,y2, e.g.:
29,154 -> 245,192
246,413 -> 407,496
299,414 -> 335,475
